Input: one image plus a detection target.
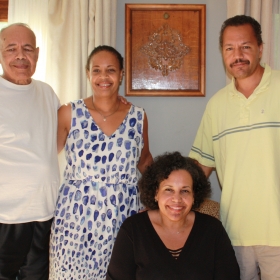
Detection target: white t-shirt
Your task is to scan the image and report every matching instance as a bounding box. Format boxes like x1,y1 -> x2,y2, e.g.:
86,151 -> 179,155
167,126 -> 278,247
0,76 -> 60,224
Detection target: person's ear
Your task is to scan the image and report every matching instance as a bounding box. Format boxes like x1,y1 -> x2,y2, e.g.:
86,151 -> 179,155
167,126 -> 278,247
154,191 -> 158,202
35,47 -> 39,62
120,70 -> 124,82
258,43 -> 263,59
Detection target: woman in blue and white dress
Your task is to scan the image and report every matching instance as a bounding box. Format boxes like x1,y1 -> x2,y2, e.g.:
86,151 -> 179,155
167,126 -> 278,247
49,45 -> 153,280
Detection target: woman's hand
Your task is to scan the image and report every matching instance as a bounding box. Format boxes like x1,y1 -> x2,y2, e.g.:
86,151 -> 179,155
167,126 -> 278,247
118,95 -> 131,105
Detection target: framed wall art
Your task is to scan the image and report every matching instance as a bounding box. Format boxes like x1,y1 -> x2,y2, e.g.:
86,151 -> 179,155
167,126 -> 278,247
125,4 -> 206,96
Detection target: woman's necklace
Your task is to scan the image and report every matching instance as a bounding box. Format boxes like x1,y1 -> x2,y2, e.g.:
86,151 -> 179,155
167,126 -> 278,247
92,99 -> 120,121
161,218 -> 189,235
162,224 -> 187,235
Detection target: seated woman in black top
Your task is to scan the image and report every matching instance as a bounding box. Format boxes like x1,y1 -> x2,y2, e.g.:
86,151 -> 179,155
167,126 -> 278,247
106,152 -> 240,280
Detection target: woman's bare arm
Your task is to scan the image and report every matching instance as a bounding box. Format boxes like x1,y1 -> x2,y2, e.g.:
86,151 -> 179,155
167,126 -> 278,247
57,104 -> 71,154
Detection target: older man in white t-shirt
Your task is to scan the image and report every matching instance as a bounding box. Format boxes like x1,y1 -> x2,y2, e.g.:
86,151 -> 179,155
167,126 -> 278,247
0,23 -> 60,279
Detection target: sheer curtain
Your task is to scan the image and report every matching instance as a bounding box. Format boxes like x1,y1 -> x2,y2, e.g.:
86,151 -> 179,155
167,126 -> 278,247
8,0 -> 117,179
271,0 -> 280,69
8,0 -> 117,104
8,0 -> 49,81
227,0 -> 280,70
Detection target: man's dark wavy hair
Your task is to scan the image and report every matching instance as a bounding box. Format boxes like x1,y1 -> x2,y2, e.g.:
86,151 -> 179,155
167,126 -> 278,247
219,15 -> 263,48
139,151 -> 211,210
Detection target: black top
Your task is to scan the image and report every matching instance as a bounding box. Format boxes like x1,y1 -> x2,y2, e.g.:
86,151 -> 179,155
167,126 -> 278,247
106,211 -> 240,280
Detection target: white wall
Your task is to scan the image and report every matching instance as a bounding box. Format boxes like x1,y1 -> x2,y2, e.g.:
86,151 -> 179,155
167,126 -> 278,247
116,0 -> 227,202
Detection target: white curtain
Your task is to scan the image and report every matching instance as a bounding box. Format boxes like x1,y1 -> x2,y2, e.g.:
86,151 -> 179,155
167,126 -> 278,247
271,0 -> 280,69
8,0 -> 49,81
8,0 -> 117,104
8,0 -> 117,180
227,0 -> 280,70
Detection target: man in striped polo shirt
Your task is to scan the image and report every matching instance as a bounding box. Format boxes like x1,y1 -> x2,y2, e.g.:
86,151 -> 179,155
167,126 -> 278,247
189,15 -> 280,279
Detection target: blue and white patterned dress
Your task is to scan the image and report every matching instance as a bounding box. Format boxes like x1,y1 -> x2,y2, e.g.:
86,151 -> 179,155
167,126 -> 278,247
49,100 -> 144,280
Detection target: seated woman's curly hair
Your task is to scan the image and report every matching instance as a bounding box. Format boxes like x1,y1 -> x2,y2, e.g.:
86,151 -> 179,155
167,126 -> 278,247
139,151 -> 211,210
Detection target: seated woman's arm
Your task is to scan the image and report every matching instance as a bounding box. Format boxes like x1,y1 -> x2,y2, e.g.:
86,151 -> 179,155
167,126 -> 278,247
214,224 -> 240,279
106,226 -> 136,280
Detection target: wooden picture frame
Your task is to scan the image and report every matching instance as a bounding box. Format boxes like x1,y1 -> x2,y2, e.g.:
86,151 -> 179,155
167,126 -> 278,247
125,4 -> 206,97
0,0 -> 8,22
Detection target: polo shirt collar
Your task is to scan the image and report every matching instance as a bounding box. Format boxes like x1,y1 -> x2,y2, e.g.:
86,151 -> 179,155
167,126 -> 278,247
228,63 -> 271,98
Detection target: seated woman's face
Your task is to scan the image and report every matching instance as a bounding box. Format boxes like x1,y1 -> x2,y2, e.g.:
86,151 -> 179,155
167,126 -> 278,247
155,169 -> 194,222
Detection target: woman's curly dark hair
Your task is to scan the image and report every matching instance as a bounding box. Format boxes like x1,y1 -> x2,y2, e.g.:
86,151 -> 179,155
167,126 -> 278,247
139,151 -> 211,210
